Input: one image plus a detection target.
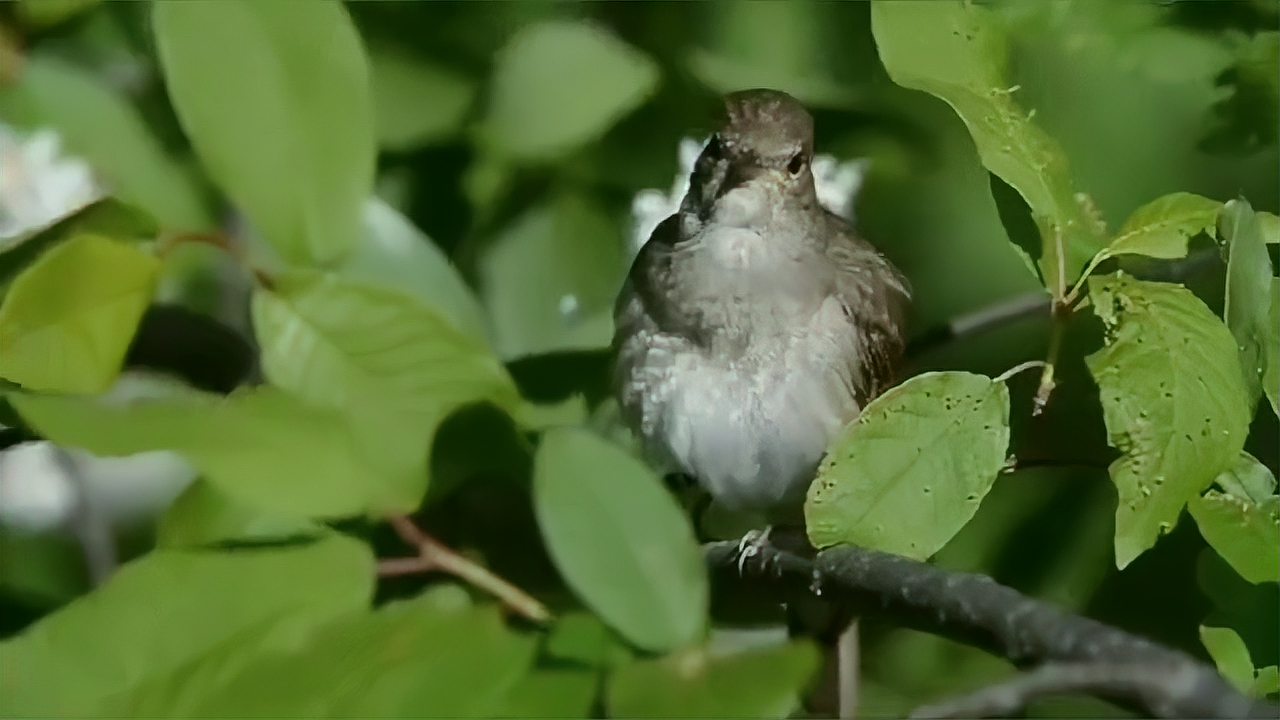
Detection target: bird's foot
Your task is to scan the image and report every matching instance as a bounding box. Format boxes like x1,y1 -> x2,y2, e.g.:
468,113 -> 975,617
735,526 -> 773,575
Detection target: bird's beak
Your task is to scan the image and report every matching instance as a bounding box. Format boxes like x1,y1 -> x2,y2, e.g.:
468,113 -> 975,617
713,162 -> 766,202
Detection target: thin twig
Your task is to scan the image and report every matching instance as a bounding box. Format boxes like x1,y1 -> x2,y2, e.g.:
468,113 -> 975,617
1032,306 -> 1067,416
381,515 -> 551,624
993,360 -> 1046,384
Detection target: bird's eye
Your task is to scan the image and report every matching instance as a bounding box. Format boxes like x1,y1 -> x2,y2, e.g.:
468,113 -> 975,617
787,152 -> 807,176
704,134 -> 723,157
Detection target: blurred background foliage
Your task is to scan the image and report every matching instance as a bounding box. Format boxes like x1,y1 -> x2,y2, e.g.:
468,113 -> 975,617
0,0 -> 1277,716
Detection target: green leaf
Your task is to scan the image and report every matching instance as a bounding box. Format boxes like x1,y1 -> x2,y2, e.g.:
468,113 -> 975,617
339,198 -> 490,345
1103,192 -> 1222,260
11,386 -> 394,518
870,0 -> 1105,286
1267,278 -> 1280,416
157,481 -> 321,549
495,669 -> 598,719
1086,274 -> 1250,568
108,592 -> 534,717
1190,455 -> 1280,585
482,20 -> 659,161
1200,625 -> 1255,694
1220,199 -> 1275,415
546,611 -> 628,667
252,271 -> 519,509
1201,32 -> 1279,155
153,0 -> 374,265
478,193 -> 626,359
15,0 -> 100,29
0,235 -> 159,393
370,46 -> 475,151
805,371 -> 1010,559
1254,666 -> 1280,698
0,529 -> 85,606
0,535 -> 374,716
534,428 -> 707,652
0,198 -> 157,284
607,641 -> 820,718
0,57 -> 209,229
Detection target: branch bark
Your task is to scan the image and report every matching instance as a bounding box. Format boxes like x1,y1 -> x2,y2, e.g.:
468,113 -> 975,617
706,540 -> 1275,719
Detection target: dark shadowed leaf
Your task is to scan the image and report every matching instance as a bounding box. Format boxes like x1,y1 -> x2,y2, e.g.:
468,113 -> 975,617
806,371 -> 1010,560
1200,32 -> 1279,155
153,0 -> 374,265
370,46 -> 475,152
1086,274 -> 1250,568
546,611 -> 629,668
494,669 -> 598,718
534,428 -> 707,652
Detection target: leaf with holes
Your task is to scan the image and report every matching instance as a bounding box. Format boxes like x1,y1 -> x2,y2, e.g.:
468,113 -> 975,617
1220,198 -> 1275,415
1086,274 -> 1250,568
1104,192 -> 1222,260
1191,454 -> 1279,585
805,371 -> 1010,560
0,235 -> 159,393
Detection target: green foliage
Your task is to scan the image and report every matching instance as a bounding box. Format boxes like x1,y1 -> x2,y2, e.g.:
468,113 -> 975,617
1102,192 -> 1221,261
1201,625 -> 1256,693
0,535 -> 374,716
0,234 -> 158,393
1202,32 -> 1279,155
157,481 -> 320,549
1220,199 -> 1276,414
806,371 -> 1010,559
1086,275 -> 1250,568
1190,453 -> 1280,585
534,428 -> 707,652
153,0 -> 374,265
481,21 -> 659,161
369,46 -> 475,152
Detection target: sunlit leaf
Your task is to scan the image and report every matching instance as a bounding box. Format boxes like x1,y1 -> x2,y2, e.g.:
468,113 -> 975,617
1220,198 -> 1275,415
607,641 -> 820,718
1190,455 -> 1279,585
1201,625 -> 1255,694
495,669 -> 597,719
370,47 -> 475,151
157,481 -> 321,548
0,535 -> 374,716
1103,192 -> 1222,260
534,428 -> 707,652
482,20 -> 659,161
1086,274 -> 1250,568
870,0 -> 1106,286
0,234 -> 159,393
153,0 -> 374,265
805,371 -> 1010,560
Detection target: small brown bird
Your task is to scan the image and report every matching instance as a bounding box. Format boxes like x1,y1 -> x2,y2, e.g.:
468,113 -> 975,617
613,89 -> 909,530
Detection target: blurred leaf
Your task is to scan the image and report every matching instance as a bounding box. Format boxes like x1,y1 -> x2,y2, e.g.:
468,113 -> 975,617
1197,550 -> 1280,668
1220,198 -> 1274,415
988,173 -> 1045,282
153,0 -> 374,265
546,611 -> 628,668
607,641 -> 820,718
1190,454 -> 1279,585
11,386 -> 394,518
534,428 -> 707,652
370,46 -> 475,151
482,20 -> 659,161
0,234 -> 159,393
0,535 -> 374,716
871,0 -> 1106,286
1085,274 -> 1250,568
107,593 -> 534,717
478,193 -> 626,359
0,56 -> 209,229
805,371 -> 1010,559
1201,32 -> 1279,155
1267,278 -> 1280,416
0,200 -> 157,290
339,197 -> 490,345
0,529 -> 84,606
1103,192 -> 1222,260
157,480 -> 321,549
1255,666 -> 1280,698
15,0 -> 100,29
495,669 -> 597,718
1201,625 -> 1255,694
252,271 -> 519,509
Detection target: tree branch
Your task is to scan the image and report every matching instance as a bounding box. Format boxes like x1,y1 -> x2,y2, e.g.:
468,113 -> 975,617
706,540 -> 1274,719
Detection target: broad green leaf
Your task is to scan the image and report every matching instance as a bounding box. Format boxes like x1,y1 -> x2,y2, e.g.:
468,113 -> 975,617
0,235 -> 159,393
1215,452 -> 1279,505
15,0 -> 99,29
0,529 -> 84,606
1220,199 -> 1275,414
11,386 -> 393,518
339,198 -> 490,345
870,0 -> 1105,286
370,47 -> 475,151
607,641 -> 820,718
1267,278 -> 1279,416
1086,274 -> 1250,568
252,271 -> 518,508
1190,488 -> 1280,585
546,611 -> 628,667
157,481 -> 320,549
0,198 -> 157,285
805,371 -> 1010,559
482,20 -> 659,161
1260,211 -> 1280,244
1254,667 -> 1280,697
478,194 -> 626,359
1103,192 -> 1221,260
153,0 -> 374,265
534,428 -> 707,652
0,57 -> 209,229
1200,625 -> 1255,694
495,669 -> 598,719
0,535 -> 374,716
108,592 -> 534,717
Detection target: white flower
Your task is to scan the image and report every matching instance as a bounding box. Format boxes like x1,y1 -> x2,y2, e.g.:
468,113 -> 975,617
0,124 -> 103,244
628,136 -> 869,256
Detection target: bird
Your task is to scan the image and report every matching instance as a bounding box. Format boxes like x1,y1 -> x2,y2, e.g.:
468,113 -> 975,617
613,88 -> 910,539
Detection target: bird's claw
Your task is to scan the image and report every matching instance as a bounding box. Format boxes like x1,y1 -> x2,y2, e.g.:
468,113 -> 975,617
735,526 -> 773,575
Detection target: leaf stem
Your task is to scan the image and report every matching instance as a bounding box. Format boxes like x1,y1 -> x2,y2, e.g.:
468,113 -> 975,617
381,515 -> 551,624
1032,309 -> 1066,416
1063,249 -> 1110,308
993,360 -> 1047,384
